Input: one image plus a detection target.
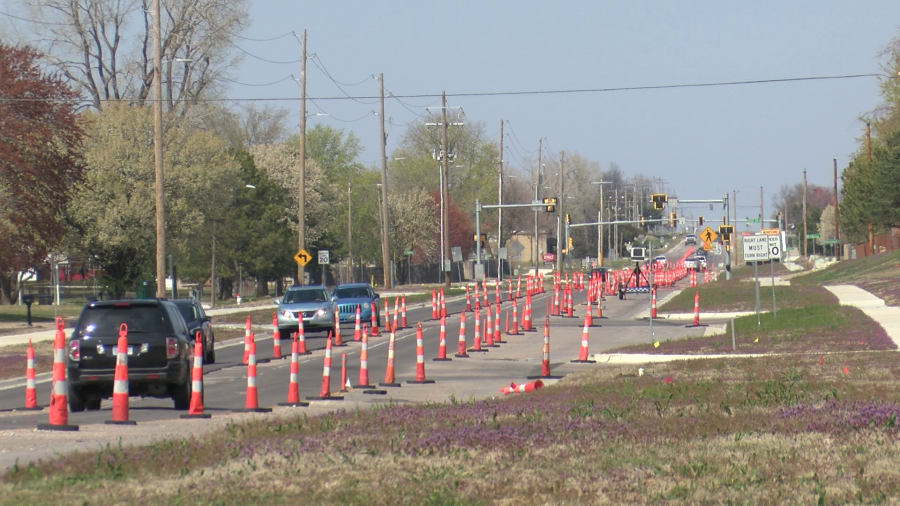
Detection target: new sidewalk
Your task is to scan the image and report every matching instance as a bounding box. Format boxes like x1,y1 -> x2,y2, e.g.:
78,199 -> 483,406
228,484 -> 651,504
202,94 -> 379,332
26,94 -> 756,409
595,284 -> 900,363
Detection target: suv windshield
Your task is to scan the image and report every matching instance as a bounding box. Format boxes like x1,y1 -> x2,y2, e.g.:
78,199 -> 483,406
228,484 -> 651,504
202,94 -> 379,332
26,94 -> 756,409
77,305 -> 167,336
283,289 -> 329,304
334,287 -> 369,298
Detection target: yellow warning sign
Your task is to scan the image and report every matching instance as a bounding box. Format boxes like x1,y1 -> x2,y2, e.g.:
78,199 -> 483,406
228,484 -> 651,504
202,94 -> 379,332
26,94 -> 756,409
294,249 -> 312,267
699,226 -> 718,245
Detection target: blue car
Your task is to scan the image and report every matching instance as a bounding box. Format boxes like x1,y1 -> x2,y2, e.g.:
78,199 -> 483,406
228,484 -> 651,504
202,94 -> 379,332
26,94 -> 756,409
332,283 -> 380,326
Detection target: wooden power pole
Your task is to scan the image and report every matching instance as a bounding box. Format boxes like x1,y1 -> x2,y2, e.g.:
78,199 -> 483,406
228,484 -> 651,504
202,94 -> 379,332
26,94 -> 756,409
379,74 -> 392,288
297,29 -> 307,284
441,92 -> 450,287
152,0 -> 166,298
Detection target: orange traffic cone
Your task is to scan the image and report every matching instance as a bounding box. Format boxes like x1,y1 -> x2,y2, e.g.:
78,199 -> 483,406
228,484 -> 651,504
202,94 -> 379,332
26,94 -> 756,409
469,312 -> 488,353
485,305 -> 498,347
500,379 -> 544,394
297,319 -> 310,355
650,288 -> 658,319
272,312 -> 282,359
358,332 -> 384,393
571,314 -> 596,363
685,291 -> 705,328
106,323 -> 136,425
408,323 -> 435,384
333,308 -> 345,347
340,354 -> 349,392
510,300 -> 520,335
20,337 -> 40,411
278,333 -> 309,407
432,289 -> 439,320
440,288 -> 447,318
528,317 -> 563,379
354,304 -> 362,341
585,297 -> 594,327
234,341 -> 273,412
371,301 -> 381,336
465,285 -> 472,312
379,329 -> 402,387
37,316 -> 78,431
494,304 -> 505,344
433,315 -> 452,361
182,335 -> 213,418
455,313 -> 469,358
401,296 -> 408,329
307,333 -> 345,401
243,315 -> 251,364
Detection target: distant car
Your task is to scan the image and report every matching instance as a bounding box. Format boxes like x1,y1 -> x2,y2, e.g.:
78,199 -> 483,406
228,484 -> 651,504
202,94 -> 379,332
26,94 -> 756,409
67,299 -> 194,412
590,267 -> 608,282
653,255 -> 668,266
275,285 -> 336,335
332,283 -> 380,325
172,299 -> 215,364
683,257 -> 699,270
685,235 -> 697,245
697,256 -> 708,270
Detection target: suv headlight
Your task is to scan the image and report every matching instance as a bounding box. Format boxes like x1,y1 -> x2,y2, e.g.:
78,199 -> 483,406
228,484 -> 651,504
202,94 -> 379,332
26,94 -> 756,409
280,310 -> 294,318
316,308 -> 327,316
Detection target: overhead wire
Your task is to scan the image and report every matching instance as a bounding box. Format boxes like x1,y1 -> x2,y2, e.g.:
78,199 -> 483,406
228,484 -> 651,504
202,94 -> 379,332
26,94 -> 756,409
307,97 -> 374,123
0,9 -> 71,26
219,75 -> 294,87
505,120 -> 538,154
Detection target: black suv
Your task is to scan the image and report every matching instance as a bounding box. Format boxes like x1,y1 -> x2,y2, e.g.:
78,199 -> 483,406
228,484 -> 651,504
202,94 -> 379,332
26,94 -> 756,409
66,299 -> 194,411
173,298 -> 216,364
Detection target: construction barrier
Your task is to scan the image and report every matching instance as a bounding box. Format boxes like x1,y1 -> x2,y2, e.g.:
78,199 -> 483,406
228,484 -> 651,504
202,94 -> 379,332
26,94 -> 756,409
182,336 -> 213,418
277,333 -> 309,407
407,323 -> 435,384
106,323 -> 136,425
37,316 -> 78,431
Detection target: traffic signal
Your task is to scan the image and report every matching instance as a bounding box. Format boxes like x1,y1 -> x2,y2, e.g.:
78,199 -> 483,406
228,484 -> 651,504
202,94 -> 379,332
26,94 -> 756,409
560,248 -> 568,254
651,193 -> 668,210
567,237 -> 573,249
473,234 -> 487,243
718,225 -> 734,241
698,216 -> 704,226
565,213 -> 570,224
543,197 -> 557,213
640,216 -> 645,227
669,212 -> 676,227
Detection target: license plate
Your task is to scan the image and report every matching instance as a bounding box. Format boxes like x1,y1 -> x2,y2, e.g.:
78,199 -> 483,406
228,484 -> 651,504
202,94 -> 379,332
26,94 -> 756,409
127,345 -> 135,356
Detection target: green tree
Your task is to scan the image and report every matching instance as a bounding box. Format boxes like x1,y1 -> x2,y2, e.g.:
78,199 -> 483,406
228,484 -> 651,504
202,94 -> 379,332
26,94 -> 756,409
70,103 -> 240,295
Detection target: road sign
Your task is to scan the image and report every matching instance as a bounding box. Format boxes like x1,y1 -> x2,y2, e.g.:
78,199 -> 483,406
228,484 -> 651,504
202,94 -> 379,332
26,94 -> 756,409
318,250 -> 330,265
498,247 -> 507,260
404,250 -> 413,256
823,239 -> 840,245
699,226 -> 718,245
742,234 -> 769,262
761,228 -> 780,235
713,243 -> 722,254
767,234 -> 781,259
542,252 -> 556,262
451,246 -> 463,263
294,249 -> 311,267
703,242 -> 713,251
806,233 -> 820,239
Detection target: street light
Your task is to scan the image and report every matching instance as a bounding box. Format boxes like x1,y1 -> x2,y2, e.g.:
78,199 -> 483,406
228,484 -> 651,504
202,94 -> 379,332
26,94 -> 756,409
592,180 -> 612,267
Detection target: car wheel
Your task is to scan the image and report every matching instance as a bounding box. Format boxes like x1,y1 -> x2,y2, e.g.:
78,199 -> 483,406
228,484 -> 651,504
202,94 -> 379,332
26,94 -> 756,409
172,377 -> 191,410
69,386 -> 86,412
86,398 -> 102,411
207,342 -> 216,364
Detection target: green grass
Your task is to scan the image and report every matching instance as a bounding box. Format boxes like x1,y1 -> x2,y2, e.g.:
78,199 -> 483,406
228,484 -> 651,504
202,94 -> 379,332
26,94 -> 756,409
659,278 -> 836,313
7,350 -> 900,504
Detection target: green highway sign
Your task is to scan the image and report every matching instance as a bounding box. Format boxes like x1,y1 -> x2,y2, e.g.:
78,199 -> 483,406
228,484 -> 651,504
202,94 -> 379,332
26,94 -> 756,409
823,239 -> 840,245
806,233 -> 821,239
404,250 -> 413,255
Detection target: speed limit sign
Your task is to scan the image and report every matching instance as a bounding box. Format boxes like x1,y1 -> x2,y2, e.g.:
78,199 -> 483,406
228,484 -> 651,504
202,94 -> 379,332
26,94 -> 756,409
767,235 -> 781,260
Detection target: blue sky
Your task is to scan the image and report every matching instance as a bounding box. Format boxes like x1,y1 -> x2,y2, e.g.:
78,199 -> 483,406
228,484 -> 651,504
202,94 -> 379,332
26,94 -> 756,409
231,1 -> 899,210
3,1 -> 897,212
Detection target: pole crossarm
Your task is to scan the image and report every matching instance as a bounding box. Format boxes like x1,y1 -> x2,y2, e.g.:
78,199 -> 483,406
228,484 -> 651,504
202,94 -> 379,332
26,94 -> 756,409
479,201 -> 548,211
569,218 -> 668,228
676,199 -> 726,204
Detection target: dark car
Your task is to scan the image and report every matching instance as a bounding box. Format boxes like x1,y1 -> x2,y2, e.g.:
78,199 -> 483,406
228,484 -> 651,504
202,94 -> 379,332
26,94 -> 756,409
332,283 -> 380,325
590,267 -> 608,282
173,298 -> 215,364
66,299 -> 194,412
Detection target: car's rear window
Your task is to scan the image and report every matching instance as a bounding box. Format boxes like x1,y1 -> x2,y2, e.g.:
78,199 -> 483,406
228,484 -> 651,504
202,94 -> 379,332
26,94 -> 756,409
334,287 -> 369,298
174,302 -> 199,323
76,305 -> 167,336
283,289 -> 328,304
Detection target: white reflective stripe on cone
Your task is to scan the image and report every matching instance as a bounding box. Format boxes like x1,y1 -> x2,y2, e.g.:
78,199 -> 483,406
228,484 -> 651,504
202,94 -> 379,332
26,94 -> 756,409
113,380 -> 128,394
192,380 -> 202,392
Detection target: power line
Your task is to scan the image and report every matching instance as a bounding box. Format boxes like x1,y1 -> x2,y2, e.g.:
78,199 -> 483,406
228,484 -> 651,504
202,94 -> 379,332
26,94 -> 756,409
505,120 -> 537,154
228,31 -> 294,42
307,97 -> 374,123
309,54 -> 373,87
1,72 -> 884,105
220,75 -> 293,87
0,9 -> 71,26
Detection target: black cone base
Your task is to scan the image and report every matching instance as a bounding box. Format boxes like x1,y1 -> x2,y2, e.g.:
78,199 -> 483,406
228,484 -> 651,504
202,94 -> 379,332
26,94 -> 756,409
527,374 -> 564,380
454,354 -> 470,359
353,384 -> 376,389
571,359 -> 597,364
378,382 -> 402,388
484,344 -> 499,348
277,402 -> 310,407
233,407 -> 274,413
468,348 -> 489,353
36,423 -> 79,432
15,406 -> 44,411
684,324 -> 708,328
104,420 -> 137,425
305,396 -> 344,401
432,357 -> 452,361
363,389 -> 388,395
181,413 -> 213,419
406,379 -> 435,384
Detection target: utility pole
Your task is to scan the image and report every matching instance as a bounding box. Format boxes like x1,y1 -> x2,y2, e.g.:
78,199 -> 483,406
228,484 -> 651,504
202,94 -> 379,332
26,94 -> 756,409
533,138 -> 542,275
297,29 -> 307,285
348,181 -> 353,282
760,186 -> 764,232
379,74 -> 392,288
802,169 -> 808,258
152,0 -> 166,298
556,151 -> 564,272
834,157 -> 840,256
441,92 -> 450,287
498,119 -> 503,281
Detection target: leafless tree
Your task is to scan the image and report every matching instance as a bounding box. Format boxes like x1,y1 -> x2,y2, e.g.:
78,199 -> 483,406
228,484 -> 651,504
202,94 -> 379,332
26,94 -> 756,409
13,0 -> 248,115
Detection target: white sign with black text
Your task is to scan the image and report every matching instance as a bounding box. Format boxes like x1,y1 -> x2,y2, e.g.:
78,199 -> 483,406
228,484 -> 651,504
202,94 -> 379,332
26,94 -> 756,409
742,235 -> 769,262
